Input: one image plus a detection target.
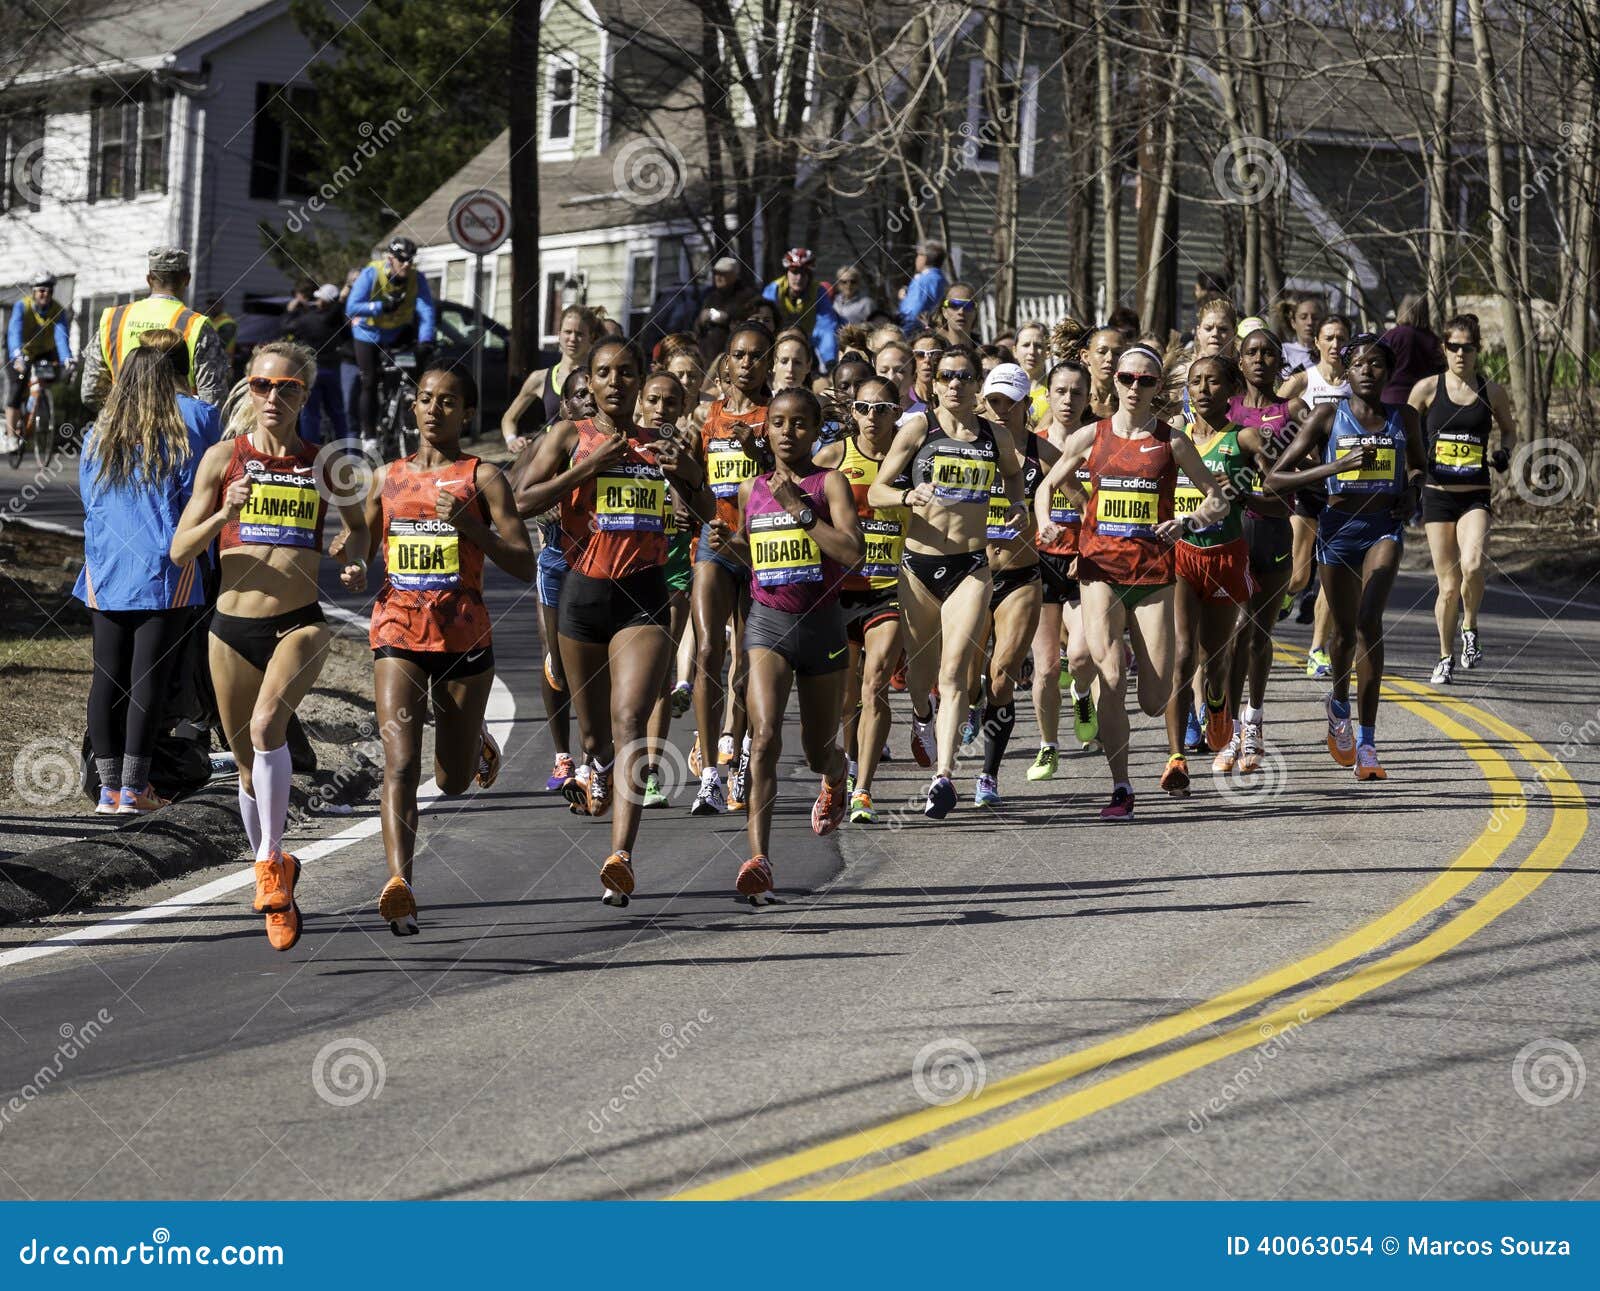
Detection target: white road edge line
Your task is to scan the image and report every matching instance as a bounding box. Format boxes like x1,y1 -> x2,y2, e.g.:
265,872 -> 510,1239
0,604 -> 515,970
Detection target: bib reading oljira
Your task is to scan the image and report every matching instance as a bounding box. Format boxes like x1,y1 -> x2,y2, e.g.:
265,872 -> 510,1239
594,462 -> 668,533
749,510 -> 822,588
387,517 -> 461,591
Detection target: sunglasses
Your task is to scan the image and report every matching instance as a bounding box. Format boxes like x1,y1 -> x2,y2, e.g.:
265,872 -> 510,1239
852,400 -> 899,415
912,348 -> 944,360
943,298 -> 977,311
938,368 -> 978,383
1115,372 -> 1160,389
247,375 -> 307,398
1444,341 -> 1477,353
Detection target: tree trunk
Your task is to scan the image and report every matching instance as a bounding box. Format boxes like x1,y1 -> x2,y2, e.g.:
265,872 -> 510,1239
1466,0 -> 1534,429
1425,0 -> 1456,331
1138,0 -> 1187,335
1058,2 -> 1095,318
1210,0 -> 1254,312
1240,0 -> 1279,310
984,0 -> 1019,328
507,0 -> 540,377
1094,0 -> 1119,311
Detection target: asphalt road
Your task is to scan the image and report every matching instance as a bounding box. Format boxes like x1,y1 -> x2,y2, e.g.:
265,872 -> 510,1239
1,453 -> 1597,1201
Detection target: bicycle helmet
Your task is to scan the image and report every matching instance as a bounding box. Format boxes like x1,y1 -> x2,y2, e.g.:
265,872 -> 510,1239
782,247 -> 815,271
386,236 -> 417,262
30,270 -> 56,289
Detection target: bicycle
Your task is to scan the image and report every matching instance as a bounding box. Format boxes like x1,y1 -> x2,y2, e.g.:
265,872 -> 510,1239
375,347 -> 420,462
6,358 -> 62,470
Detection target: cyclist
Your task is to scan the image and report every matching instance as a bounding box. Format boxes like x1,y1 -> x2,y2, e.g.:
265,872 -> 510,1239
345,236 -> 438,456
6,270 -> 72,452
762,248 -> 838,368
82,246 -> 229,410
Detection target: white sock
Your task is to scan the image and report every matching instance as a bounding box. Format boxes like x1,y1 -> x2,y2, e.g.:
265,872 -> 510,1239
239,785 -> 263,855
1241,703 -> 1262,726
250,745 -> 293,861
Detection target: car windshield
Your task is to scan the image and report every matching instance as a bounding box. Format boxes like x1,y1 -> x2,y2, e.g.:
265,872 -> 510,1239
437,302 -> 507,352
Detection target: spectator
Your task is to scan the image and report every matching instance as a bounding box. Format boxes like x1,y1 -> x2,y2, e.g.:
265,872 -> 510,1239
762,247 -> 839,367
345,235 -> 437,453
831,265 -> 876,325
73,344 -> 220,815
1380,293 -> 1446,405
898,239 -> 948,330
283,283 -> 349,444
694,257 -> 759,365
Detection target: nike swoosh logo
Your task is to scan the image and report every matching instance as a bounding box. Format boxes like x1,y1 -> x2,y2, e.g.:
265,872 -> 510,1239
828,647 -> 847,660
1139,444 -> 1163,453
1274,553 -> 1290,563
292,465 -> 314,474
464,650 -> 485,663
275,627 -> 298,639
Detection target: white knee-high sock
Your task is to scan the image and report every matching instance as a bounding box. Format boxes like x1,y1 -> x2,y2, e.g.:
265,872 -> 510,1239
238,784 -> 263,855
250,745 -> 293,861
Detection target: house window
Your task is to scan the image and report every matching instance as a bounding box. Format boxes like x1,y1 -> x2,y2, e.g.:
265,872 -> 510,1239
1,106 -> 46,211
90,85 -> 170,201
78,291 -> 137,353
493,252 -> 512,325
626,252 -> 656,336
249,83 -> 318,201
964,60 -> 1040,178
444,258 -> 467,302
546,58 -> 577,147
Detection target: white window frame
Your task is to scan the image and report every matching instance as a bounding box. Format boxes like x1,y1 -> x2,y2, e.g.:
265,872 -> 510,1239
963,59 -> 1039,178
540,251 -> 580,345
544,54 -> 579,156
623,245 -> 658,331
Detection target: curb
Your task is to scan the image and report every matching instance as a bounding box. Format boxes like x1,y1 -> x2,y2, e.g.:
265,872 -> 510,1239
0,784 -> 246,927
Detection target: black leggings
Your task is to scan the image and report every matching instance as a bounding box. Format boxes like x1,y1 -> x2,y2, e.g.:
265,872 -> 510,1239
88,608 -> 187,762
354,339 -> 380,437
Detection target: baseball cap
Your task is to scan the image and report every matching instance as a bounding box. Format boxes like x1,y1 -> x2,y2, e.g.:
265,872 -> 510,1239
711,256 -> 740,275
982,362 -> 1032,404
314,283 -> 339,303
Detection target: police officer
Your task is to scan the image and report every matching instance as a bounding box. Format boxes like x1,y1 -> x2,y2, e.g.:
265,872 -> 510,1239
345,235 -> 437,455
80,246 -> 229,410
6,270 -> 72,448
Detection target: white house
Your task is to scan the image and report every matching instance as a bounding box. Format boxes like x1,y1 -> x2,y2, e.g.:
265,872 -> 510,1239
0,0 -> 342,354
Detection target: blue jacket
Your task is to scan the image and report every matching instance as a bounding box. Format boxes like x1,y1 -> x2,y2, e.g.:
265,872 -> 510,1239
345,264 -> 437,345
898,266 -> 948,330
761,279 -> 838,367
8,299 -> 71,364
73,395 -> 220,612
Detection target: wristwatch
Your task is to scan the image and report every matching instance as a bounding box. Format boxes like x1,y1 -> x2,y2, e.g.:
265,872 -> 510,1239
795,506 -> 817,530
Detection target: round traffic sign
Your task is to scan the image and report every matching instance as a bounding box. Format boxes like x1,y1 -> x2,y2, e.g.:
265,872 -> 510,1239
447,189 -> 511,255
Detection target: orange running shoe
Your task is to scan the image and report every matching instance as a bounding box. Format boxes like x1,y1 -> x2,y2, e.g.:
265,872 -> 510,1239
1325,695 -> 1357,768
378,875 -> 419,936
889,652 -> 908,692
252,850 -> 291,913
116,784 -> 169,815
736,854 -> 774,904
600,851 -> 635,906
475,724 -> 501,789
264,855 -> 302,951
1160,753 -> 1190,797
1355,744 -> 1388,781
811,772 -> 847,836
1203,699 -> 1232,757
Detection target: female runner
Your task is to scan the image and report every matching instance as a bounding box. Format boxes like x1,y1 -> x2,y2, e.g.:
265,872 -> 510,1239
688,322 -> 773,814
515,345 -> 713,902
1036,344 -> 1226,820
932,282 -> 980,349
1216,327 -> 1299,773
874,338 -> 917,413
713,388 -> 862,902
1080,325 -> 1123,421
867,344 -> 1024,819
501,305 -> 593,452
362,366 -> 534,934
1160,356 -> 1261,795
1408,314 -> 1517,683
1013,321 -> 1052,424
813,375 -> 906,823
1029,357 -> 1098,780
1268,335 -> 1426,780
171,341 -> 369,950
1278,313 -> 1352,673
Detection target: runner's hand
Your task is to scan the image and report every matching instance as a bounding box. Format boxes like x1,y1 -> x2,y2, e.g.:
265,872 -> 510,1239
221,477 -> 251,521
504,433 -> 527,454
771,477 -> 810,520
1037,520 -> 1062,547
707,518 -> 735,553
1491,448 -> 1510,473
1334,444 -> 1373,472
1154,517 -> 1185,544
340,557 -> 367,592
435,483 -> 472,525
581,432 -> 631,478
905,481 -> 935,509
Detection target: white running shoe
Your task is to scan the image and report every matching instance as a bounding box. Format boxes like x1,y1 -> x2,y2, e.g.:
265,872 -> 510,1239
1430,655 -> 1454,685
690,767 -> 726,815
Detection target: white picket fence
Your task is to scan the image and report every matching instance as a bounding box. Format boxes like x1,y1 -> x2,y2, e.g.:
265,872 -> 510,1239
976,292 -> 1085,339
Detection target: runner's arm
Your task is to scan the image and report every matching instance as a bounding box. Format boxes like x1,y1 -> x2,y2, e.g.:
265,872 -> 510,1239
455,462 -> 535,582
1264,405 -> 1351,491
1168,434 -> 1229,534
500,370 -> 545,445
805,469 -> 865,567
865,418 -> 925,509
512,420 -> 600,518
170,441 -> 240,565
361,463 -> 387,565
1487,382 -> 1518,458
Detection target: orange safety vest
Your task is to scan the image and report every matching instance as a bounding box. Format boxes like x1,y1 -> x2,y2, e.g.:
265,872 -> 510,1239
99,296 -> 209,386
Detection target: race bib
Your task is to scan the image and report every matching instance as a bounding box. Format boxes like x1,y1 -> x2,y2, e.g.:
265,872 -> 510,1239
1333,433 -> 1398,491
749,511 -> 822,587
927,450 -> 994,505
986,491 -> 1021,542
1094,475 -> 1160,538
1048,488 -> 1081,526
1433,435 -> 1485,477
860,515 -> 904,583
387,517 -> 460,591
707,437 -> 760,499
595,465 -> 667,532
1174,474 -> 1220,535
238,471 -> 320,548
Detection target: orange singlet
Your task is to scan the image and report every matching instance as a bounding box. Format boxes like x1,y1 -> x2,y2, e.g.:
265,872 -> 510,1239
560,419 -> 672,579
370,454 -> 490,653
1077,419 -> 1177,586
697,398 -> 768,558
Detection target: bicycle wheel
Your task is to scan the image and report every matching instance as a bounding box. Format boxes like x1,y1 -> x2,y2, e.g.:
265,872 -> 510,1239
32,393 -> 54,470
5,432 -> 21,470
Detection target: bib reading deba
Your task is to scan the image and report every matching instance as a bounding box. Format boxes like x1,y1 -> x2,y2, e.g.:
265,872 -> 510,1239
594,462 -> 668,532
239,464 -> 321,548
387,517 -> 460,591
749,510 -> 822,587
1094,474 -> 1160,537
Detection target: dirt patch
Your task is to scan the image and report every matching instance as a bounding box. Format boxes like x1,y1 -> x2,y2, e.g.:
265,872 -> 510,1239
0,524 -> 377,822
1398,519 -> 1600,601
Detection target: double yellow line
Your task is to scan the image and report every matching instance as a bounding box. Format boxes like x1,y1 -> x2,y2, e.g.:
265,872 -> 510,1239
676,679 -> 1584,1200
